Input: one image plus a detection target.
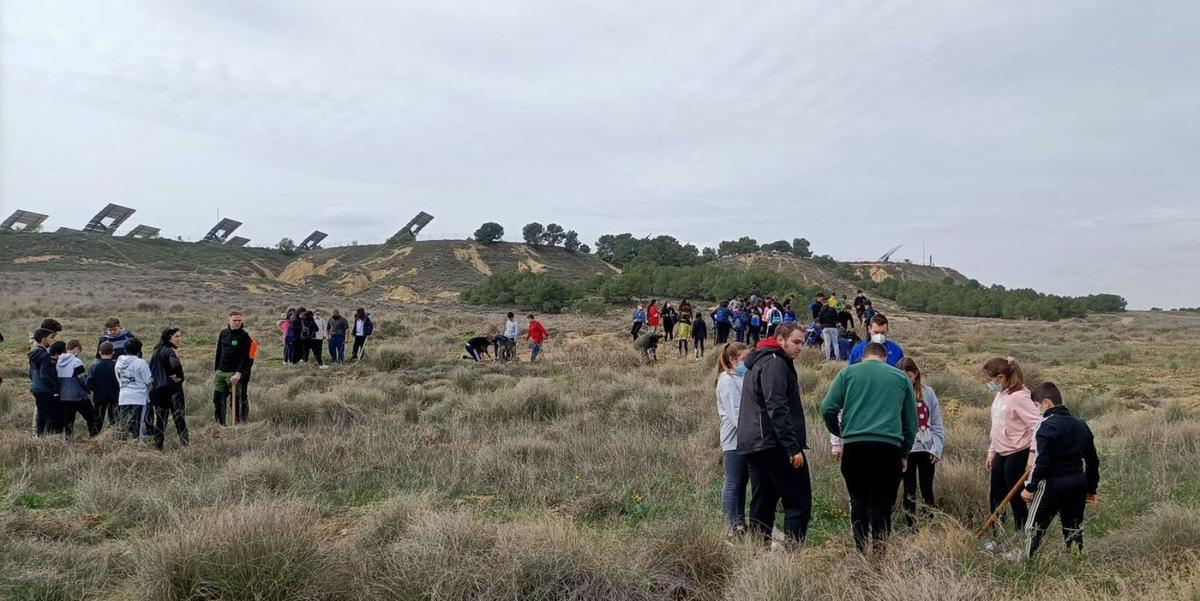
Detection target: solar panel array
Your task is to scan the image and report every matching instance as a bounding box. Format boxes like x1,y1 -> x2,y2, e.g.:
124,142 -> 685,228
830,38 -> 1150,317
202,218 -> 243,243
1,210 -> 49,232
82,203 -> 136,235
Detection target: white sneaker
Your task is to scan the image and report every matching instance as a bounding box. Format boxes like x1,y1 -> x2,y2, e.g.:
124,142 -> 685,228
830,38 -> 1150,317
319,365 -> 329,369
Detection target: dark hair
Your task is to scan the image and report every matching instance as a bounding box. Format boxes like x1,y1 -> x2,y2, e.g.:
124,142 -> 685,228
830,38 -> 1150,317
126,338 -> 144,357
49,341 -> 67,356
66,338 -> 83,351
228,310 -> 242,317
870,313 -> 889,328
863,342 -> 888,359
775,322 -> 804,340
98,341 -> 115,356
32,328 -> 54,344
982,356 -> 1025,393
104,318 -> 121,329
40,319 -> 63,332
1032,382 -> 1063,406
331,310 -> 341,318
897,357 -> 923,401
816,292 -> 826,299
157,327 -> 181,352
527,314 -> 536,319
507,312 -> 515,319
355,308 -> 366,319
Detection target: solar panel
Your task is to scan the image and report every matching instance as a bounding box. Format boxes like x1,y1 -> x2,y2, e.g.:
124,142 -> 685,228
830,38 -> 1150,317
1,210 -> 49,232
202,218 -> 242,243
298,230 -> 327,250
397,211 -> 434,238
226,236 -> 250,247
126,225 -> 161,239
82,203 -> 136,235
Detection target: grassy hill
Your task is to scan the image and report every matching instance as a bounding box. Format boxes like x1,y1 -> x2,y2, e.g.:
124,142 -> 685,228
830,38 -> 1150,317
0,232 -> 616,303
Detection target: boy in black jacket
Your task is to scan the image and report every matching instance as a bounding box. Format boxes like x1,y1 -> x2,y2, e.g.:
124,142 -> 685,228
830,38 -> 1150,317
89,342 -> 121,431
1020,382 -> 1100,558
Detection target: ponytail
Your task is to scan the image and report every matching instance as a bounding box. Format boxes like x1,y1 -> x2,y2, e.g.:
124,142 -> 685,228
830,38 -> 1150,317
715,342 -> 748,386
982,356 -> 1025,393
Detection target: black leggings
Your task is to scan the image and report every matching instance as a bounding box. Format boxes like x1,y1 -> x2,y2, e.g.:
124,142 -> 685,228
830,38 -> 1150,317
677,339 -> 689,356
990,449 -> 1031,532
352,335 -> 367,359
149,388 -> 189,449
693,338 -> 705,356
305,339 -> 324,366
630,322 -> 643,340
841,441 -> 904,553
902,451 -> 937,527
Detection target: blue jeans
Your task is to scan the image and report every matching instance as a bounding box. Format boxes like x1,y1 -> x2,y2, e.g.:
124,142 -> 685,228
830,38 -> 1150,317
722,450 -> 750,529
328,335 -> 346,364
283,336 -> 293,363
530,343 -> 542,363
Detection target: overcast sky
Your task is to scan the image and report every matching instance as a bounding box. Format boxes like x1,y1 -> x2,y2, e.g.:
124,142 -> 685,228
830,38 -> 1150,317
2,1 -> 1197,309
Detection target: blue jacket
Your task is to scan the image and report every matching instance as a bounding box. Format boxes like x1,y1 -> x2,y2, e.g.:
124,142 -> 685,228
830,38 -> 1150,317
96,329 -> 137,359
848,340 -> 904,366
712,307 -> 731,324
632,308 -> 646,323
28,346 -> 59,396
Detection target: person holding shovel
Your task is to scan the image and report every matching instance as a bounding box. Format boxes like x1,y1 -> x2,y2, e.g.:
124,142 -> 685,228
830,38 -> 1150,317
213,310 -> 252,426
983,356 -> 1040,539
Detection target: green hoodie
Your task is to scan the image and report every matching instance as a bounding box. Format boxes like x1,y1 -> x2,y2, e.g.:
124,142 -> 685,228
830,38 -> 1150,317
820,359 -> 917,450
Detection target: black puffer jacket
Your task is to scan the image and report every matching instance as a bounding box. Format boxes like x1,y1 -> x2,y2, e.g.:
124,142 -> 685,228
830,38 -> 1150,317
1025,406 -> 1100,494
737,341 -> 807,457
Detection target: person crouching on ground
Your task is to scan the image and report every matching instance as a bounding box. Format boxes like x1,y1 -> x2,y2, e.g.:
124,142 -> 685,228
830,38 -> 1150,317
821,342 -> 917,554
737,323 -> 812,548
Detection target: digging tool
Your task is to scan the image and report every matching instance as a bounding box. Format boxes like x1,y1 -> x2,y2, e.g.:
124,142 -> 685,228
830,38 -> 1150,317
231,382 -> 238,427
976,466 -> 1033,539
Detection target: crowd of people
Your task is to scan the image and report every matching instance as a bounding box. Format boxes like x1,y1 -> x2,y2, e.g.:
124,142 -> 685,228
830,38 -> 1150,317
712,319 -> 1101,559
632,290 -> 876,364
21,307 -> 377,450
15,294 -> 1102,559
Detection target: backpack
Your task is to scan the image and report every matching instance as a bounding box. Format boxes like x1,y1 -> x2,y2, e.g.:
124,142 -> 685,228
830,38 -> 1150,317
769,310 -> 783,325
363,316 -> 375,336
750,315 -> 761,328
732,313 -> 745,330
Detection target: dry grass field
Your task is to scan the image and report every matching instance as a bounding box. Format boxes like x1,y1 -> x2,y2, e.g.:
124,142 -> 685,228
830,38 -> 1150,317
1,293 -> 1199,600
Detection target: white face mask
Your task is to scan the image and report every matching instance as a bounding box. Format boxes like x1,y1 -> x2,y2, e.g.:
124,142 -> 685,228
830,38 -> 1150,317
870,333 -> 887,345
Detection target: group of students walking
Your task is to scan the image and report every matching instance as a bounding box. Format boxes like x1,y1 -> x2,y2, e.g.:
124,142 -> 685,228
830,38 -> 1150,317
631,290 -> 875,364
714,319 -> 1101,558
277,307 -> 374,367
24,310 -> 268,449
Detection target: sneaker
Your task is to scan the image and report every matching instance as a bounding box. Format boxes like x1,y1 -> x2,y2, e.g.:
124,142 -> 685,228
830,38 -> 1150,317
982,540 -> 999,554
318,365 -> 329,370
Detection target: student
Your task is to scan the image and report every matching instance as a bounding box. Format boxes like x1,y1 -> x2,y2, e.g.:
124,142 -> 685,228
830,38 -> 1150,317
351,308 -> 374,360
1021,382 -> 1100,558
808,293 -> 827,322
673,317 -> 691,358
661,303 -> 678,342
89,342 -> 120,430
838,306 -> 855,332
327,310 -> 350,364
716,342 -> 751,533
848,313 -> 904,366
312,309 -> 329,365
678,299 -> 693,324
289,307 -> 307,364
96,318 -> 136,359
747,307 -> 762,346
28,328 -> 60,435
711,300 -> 732,344
213,310 -> 252,426
897,357 -> 944,527
647,299 -> 661,335
765,302 -> 784,338
279,309 -> 295,363
820,342 -> 917,554
149,328 -> 188,450
737,323 -> 811,547
634,332 -> 663,363
504,312 -> 520,342
630,303 -> 646,341
818,300 -> 842,361
827,292 -> 842,310
731,308 -> 747,343
115,338 -> 152,440
526,314 -> 547,363
57,339 -> 96,439
302,310 -> 326,368
853,290 -> 868,323
863,301 -> 877,327
691,313 -> 708,359
984,356 -> 1040,535
465,335 -> 494,362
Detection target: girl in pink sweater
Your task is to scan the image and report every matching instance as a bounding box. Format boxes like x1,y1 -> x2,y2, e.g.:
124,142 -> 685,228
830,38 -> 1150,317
983,356 -> 1041,533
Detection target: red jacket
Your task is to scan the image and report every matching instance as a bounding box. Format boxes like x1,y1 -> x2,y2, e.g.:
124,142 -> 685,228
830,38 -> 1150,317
647,305 -> 660,327
527,320 -> 548,344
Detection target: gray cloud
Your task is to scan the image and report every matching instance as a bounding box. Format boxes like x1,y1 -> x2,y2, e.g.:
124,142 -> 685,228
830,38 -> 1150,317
2,0 -> 1196,308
